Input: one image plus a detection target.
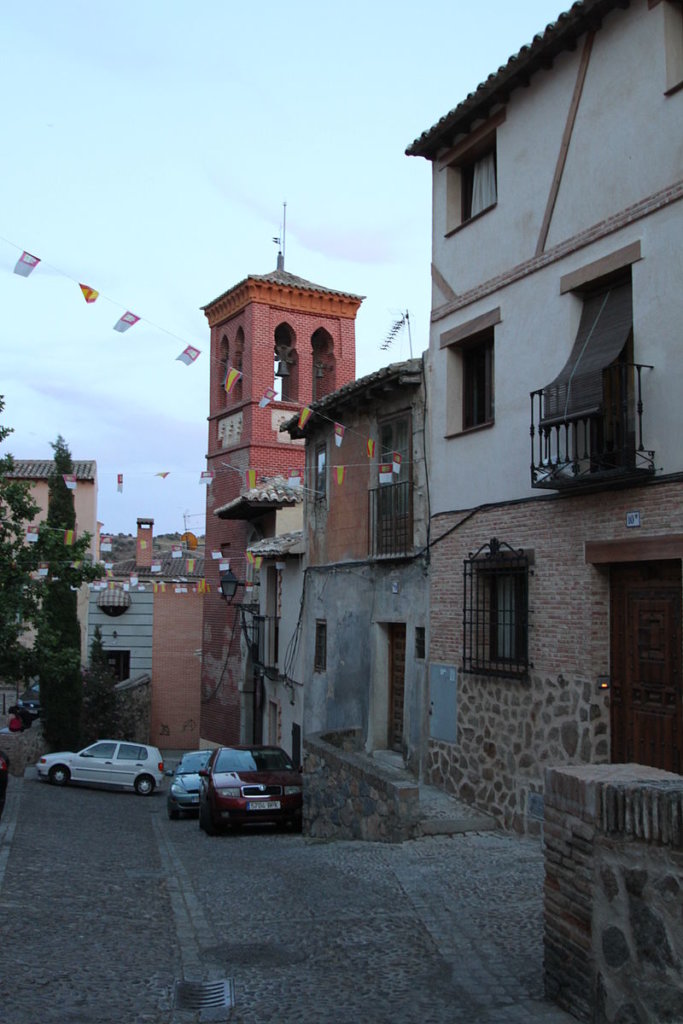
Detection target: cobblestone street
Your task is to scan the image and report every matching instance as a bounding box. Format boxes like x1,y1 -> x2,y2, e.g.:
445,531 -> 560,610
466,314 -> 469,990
0,772 -> 574,1023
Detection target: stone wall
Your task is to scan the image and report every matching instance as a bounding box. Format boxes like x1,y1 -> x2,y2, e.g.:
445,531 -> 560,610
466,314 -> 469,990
304,730 -> 419,843
544,764 -> 683,1024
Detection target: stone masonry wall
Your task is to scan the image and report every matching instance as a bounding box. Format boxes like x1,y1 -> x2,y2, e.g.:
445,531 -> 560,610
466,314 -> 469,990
544,764 -> 683,1024
304,730 -> 419,843
427,479 -> 683,834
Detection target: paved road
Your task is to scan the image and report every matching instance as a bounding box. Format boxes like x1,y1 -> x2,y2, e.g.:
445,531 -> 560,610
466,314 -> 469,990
0,772 -> 574,1024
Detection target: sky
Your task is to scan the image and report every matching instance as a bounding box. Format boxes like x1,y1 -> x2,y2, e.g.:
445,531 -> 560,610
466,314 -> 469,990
0,0 -> 569,537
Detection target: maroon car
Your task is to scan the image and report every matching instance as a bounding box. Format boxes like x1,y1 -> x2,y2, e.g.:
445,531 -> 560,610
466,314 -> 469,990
198,745 -> 302,835
0,749 -> 9,821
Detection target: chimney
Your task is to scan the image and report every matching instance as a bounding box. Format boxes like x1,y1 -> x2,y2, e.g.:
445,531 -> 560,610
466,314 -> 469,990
136,517 -> 154,569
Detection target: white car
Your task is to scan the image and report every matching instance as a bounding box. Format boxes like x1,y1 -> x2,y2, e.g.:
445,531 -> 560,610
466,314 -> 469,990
37,740 -> 165,796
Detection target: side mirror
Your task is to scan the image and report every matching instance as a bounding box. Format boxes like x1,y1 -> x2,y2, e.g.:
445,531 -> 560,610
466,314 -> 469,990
198,768 -> 209,777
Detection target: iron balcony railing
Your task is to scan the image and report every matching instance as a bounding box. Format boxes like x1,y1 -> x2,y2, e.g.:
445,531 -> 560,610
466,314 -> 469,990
368,479 -> 413,557
530,362 -> 655,490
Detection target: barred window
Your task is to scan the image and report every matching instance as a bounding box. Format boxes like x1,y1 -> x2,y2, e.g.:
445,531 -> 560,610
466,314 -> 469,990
314,619 -> 327,672
463,538 -> 529,677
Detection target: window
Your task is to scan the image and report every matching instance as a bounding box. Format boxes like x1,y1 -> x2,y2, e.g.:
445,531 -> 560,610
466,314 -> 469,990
462,330 -> 494,429
662,0 -> 683,94
370,414 -> 412,555
314,620 -> 327,672
314,443 -> 327,504
442,308 -> 500,435
463,539 -> 529,677
441,110 -> 504,232
415,627 -> 426,660
117,744 -> 147,761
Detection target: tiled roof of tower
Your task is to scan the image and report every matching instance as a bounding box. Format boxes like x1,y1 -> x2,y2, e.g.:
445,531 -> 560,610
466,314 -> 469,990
203,268 -> 364,310
281,358 -> 423,439
214,475 -> 304,519
406,0 -> 624,159
6,459 -> 96,481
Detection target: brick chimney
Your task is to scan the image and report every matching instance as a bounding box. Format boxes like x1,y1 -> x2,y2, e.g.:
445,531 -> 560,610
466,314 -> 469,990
136,517 -> 154,569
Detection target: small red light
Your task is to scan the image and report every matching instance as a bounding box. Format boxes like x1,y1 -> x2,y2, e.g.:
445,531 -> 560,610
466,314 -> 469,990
158,762 -> 164,772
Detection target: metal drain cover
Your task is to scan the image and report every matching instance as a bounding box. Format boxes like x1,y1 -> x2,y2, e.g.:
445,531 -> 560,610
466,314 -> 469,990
173,979 -> 235,1020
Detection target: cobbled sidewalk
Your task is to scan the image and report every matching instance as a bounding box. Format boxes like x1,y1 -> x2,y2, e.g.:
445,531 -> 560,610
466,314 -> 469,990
0,772 -> 575,1024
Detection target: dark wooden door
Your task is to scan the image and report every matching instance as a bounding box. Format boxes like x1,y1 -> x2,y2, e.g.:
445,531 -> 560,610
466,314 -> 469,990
388,623 -> 406,753
610,561 -> 682,773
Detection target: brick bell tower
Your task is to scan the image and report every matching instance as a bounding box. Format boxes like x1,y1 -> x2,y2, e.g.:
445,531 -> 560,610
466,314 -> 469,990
200,253 -> 363,746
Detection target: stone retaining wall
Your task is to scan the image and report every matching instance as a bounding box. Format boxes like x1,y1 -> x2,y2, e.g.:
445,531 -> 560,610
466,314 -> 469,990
303,730 -> 419,842
544,764 -> 683,1023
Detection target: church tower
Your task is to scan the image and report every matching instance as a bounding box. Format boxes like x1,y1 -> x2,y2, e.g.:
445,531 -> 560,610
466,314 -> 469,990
200,257 -> 363,745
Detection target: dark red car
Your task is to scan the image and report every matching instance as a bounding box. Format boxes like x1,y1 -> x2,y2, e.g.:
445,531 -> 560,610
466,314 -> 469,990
198,745 -> 302,835
0,749 -> 9,821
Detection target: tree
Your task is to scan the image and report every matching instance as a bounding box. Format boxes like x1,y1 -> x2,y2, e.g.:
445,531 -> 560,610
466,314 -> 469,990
80,627 -> 120,744
0,397 -> 41,684
35,436 -> 101,750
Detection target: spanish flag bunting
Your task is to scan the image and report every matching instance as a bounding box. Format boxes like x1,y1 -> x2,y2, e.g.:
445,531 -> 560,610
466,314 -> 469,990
392,452 -> 402,475
14,251 -> 40,277
335,466 -> 346,485
100,536 -> 112,552
26,525 -> 39,543
288,468 -> 302,488
155,471 -> 170,479
64,529 -> 75,546
254,556 -> 263,571
79,283 -> 99,303
197,579 -> 208,594
151,560 -> 161,573
367,439 -> 376,458
225,367 -> 243,394
246,550 -> 255,564
117,474 -> 123,493
334,423 -> 345,447
171,545 -> 182,559
200,470 -> 214,486
246,469 -> 257,489
187,558 -> 196,572
176,345 -> 200,365
259,387 -> 277,408
113,311 -> 139,332
63,474 -> 77,490
379,463 -> 393,484
153,582 -> 166,594
140,539 -> 148,550
298,406 -> 312,429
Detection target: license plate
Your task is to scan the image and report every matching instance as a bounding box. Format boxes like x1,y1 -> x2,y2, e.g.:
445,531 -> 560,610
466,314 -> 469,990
247,800 -> 280,811
190,795 -> 199,803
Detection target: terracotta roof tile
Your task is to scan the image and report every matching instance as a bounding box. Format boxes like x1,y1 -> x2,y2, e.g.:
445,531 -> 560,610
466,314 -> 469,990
6,459 -> 96,481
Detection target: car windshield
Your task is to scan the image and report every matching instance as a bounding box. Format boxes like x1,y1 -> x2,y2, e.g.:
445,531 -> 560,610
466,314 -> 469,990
215,748 -> 294,773
177,752 -> 210,774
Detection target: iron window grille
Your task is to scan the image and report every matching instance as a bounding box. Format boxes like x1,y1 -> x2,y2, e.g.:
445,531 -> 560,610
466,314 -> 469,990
314,619 -> 327,672
463,538 -> 528,677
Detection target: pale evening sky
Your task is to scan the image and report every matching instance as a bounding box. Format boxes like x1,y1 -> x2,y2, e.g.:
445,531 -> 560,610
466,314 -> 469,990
0,0 -> 568,536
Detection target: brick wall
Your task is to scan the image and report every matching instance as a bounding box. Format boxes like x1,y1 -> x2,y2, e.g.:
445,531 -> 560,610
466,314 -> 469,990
544,764 -> 683,1023
427,478 -> 683,833
150,589 -> 203,750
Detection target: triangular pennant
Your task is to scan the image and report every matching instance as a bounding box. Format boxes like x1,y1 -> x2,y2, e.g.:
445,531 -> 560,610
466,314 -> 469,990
26,525 -> 39,543
246,469 -> 257,489
62,473 -> 77,490
392,452 -> 402,475
298,407 -> 312,429
335,466 -> 346,485
379,463 -> 393,484
79,283 -> 99,303
225,367 -> 243,394
64,529 -> 75,546
113,311 -> 139,332
367,439 -> 376,458
155,471 -> 170,479
259,387 -> 277,408
334,423 -> 345,447
200,470 -> 214,485
117,474 -> 123,492
288,468 -> 302,488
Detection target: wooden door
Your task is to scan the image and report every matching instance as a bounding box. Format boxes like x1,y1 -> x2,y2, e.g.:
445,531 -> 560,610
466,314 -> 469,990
388,623 -> 406,753
610,561 -> 682,773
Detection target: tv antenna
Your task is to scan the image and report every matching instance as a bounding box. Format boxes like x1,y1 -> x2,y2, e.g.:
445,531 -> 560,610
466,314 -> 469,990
380,310 -> 412,358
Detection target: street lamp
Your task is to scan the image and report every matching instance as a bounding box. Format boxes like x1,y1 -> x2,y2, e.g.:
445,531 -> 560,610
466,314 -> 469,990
218,568 -> 242,603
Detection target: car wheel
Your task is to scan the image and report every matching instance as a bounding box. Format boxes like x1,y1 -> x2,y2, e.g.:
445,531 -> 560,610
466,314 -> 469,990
134,774 -> 155,796
199,800 -> 217,836
48,765 -> 70,786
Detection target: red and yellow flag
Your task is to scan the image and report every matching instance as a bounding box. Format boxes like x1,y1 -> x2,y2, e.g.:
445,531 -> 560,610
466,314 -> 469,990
64,529 -> 75,545
225,367 -> 243,394
335,466 -> 346,485
79,283 -> 99,303
246,468 -> 257,489
298,406 -> 312,429
367,439 -> 376,458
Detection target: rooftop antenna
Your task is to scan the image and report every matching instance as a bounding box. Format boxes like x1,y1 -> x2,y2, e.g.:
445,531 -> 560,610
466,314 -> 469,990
380,310 -> 413,358
273,201 -> 287,271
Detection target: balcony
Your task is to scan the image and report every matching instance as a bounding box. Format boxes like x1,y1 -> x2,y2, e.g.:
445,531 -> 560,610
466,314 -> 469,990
530,362 -> 655,491
368,480 -> 413,557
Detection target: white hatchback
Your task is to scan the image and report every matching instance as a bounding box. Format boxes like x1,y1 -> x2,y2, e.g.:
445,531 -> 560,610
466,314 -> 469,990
37,741 -> 165,796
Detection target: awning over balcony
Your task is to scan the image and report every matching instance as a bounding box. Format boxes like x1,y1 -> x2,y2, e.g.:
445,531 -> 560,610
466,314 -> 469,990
541,280 -> 632,424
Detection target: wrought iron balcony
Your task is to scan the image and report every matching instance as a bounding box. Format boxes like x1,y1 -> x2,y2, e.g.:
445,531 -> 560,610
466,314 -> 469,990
530,362 -> 655,490
368,480 -> 413,557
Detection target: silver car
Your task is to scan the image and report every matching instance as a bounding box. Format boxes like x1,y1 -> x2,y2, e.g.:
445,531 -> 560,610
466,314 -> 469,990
167,750 -> 211,819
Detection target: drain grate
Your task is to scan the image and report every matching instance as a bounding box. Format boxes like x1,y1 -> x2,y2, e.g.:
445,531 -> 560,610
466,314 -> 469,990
173,979 -> 235,1021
